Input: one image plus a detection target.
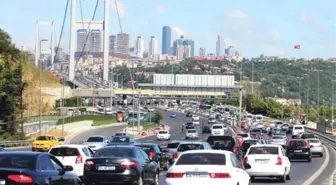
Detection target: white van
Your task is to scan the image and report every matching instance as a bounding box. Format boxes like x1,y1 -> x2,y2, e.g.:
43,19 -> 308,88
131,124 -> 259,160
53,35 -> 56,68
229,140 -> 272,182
292,125 -> 305,136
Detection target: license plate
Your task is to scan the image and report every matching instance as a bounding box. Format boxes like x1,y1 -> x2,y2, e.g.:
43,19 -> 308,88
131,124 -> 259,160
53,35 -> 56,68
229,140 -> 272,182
255,159 -> 269,164
97,166 -> 116,171
294,150 -> 302,152
185,172 -> 208,178
37,146 -> 42,148
0,180 -> 5,185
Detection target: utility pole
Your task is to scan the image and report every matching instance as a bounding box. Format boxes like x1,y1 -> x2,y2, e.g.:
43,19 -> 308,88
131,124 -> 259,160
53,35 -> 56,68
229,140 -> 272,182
110,69 -> 113,108
251,61 -> 254,94
61,77 -> 65,136
317,70 -> 320,123
137,88 -> 141,133
239,88 -> 243,128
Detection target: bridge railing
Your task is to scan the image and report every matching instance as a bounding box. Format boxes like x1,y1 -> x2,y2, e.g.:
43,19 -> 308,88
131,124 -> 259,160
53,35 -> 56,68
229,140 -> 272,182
0,140 -> 34,148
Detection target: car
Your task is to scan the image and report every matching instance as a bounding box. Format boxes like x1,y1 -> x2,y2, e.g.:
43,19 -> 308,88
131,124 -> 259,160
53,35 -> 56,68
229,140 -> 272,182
206,136 -> 243,160
243,144 -> 291,182
250,128 -> 262,136
49,144 -> 94,180
58,137 -> 65,145
166,107 -> 173,111
286,139 -> 312,162
300,133 -> 317,139
134,143 -> 172,171
237,133 -> 250,141
84,145 -> 159,185
108,136 -> 136,145
192,120 -> 200,125
270,135 -> 287,148
165,141 -> 184,155
147,107 -> 154,112
250,133 -> 262,139
241,139 -> 264,155
83,135 -> 109,152
172,141 -> 212,160
208,117 -> 216,124
185,129 -> 199,139
32,134 -> 60,152
156,130 -> 171,140
202,125 -> 212,134
186,112 -> 192,117
166,150 -> 251,185
281,123 -> 289,131
211,124 -> 225,136
192,115 -> 200,121
292,125 -> 305,136
0,152 -> 81,184
185,123 -> 195,130
287,125 -> 293,134
307,138 -> 324,157
170,113 -> 177,118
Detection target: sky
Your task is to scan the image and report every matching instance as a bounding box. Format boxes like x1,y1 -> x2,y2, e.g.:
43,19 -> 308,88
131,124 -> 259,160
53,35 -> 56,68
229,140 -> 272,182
0,0 -> 335,58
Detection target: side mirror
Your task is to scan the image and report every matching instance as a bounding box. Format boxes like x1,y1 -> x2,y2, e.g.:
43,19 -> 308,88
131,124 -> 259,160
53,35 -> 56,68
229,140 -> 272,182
64,165 -> 73,171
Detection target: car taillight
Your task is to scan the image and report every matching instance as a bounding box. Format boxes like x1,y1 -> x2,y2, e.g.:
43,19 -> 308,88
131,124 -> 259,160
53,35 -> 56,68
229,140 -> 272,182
243,156 -> 249,165
276,156 -> 282,165
233,145 -> 237,155
166,173 -> 184,178
305,140 -> 310,148
173,153 -> 178,159
149,152 -> 156,160
8,175 -> 33,183
84,160 -> 94,167
209,173 -> 231,178
75,155 -> 83,164
120,160 -> 137,168
287,141 -> 291,148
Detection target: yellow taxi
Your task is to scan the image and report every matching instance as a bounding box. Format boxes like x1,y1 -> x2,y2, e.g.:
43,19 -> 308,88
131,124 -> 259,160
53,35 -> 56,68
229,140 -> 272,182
32,134 -> 60,152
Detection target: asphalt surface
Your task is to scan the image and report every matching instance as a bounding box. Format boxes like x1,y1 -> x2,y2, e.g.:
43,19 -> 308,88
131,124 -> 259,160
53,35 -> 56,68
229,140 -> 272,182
7,109 -> 333,185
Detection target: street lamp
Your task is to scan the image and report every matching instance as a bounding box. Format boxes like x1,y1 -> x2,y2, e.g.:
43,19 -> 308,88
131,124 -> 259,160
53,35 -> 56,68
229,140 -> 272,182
39,39 -> 48,135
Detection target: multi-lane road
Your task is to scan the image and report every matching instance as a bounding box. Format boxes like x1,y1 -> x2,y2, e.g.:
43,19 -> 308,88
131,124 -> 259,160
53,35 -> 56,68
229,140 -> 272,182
8,110 -> 336,185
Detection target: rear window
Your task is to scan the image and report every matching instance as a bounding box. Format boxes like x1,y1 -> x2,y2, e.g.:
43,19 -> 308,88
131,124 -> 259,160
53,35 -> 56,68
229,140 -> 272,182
238,134 -> 248,137
112,137 -> 130,143
176,153 -> 226,165
167,142 -> 180,149
86,137 -> 104,142
308,139 -> 320,143
289,140 -> 307,147
49,147 -> 80,156
301,134 -> 315,139
135,145 -> 153,153
115,133 -> 126,136
177,144 -> 204,152
187,130 -> 197,133
212,126 -> 223,129
36,136 -> 51,141
248,146 -> 279,155
159,131 -> 168,134
94,148 -> 133,158
294,126 -> 304,130
207,139 -> 234,149
251,129 -> 261,133
0,155 -> 35,169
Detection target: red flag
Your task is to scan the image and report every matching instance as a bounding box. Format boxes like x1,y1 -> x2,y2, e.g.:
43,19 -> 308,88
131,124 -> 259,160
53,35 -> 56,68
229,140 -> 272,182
294,45 -> 300,49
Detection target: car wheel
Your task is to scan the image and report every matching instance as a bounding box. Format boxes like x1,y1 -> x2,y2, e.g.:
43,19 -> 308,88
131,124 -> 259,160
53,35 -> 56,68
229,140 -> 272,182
279,172 -> 286,183
137,175 -> 144,185
286,173 -> 291,180
152,172 -> 159,185
308,157 -> 312,162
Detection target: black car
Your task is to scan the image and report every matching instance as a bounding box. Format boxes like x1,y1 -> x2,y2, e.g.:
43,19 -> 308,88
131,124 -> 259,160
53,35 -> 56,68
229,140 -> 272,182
0,152 -> 81,185
202,126 -> 211,133
84,145 -> 159,185
250,128 -> 262,136
300,133 -> 317,139
186,112 -> 192,117
108,136 -> 136,145
206,136 -> 243,161
134,143 -> 172,170
287,126 -> 293,134
286,139 -> 312,162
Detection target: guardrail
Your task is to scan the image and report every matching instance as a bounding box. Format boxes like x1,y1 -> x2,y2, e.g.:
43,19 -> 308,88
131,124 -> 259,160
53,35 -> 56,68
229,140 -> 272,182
305,127 -> 336,149
0,140 -> 33,148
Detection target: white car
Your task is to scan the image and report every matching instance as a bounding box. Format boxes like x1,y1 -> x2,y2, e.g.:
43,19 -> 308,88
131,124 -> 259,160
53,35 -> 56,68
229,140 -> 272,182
270,135 -> 287,147
166,150 -> 250,185
185,129 -> 199,139
49,144 -> 94,178
156,130 -> 171,140
192,115 -> 200,121
307,138 -> 324,157
244,144 -> 291,182
211,124 -> 225,136
83,135 -> 109,152
292,125 -> 305,136
173,142 -> 212,160
147,107 -> 155,112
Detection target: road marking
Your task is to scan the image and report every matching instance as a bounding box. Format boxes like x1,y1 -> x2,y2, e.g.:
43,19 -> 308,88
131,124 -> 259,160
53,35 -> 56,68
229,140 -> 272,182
302,145 -> 330,185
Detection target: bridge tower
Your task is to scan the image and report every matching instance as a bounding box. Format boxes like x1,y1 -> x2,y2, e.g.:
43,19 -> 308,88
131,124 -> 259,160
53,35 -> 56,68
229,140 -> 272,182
35,21 -> 55,68
69,0 -> 110,81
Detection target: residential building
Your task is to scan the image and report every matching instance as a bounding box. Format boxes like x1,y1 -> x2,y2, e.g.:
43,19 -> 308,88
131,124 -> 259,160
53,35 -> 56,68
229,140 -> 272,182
135,36 -> 144,58
109,35 -> 117,52
116,33 -> 130,54
77,29 -> 89,52
149,36 -> 158,56
199,47 -> 206,57
90,29 -> 101,52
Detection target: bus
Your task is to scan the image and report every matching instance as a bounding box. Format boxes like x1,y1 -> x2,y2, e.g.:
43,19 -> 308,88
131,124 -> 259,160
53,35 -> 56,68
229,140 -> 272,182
127,111 -> 149,123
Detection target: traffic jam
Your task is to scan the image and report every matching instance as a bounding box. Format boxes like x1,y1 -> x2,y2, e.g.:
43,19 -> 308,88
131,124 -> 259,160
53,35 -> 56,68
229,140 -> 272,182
0,105 -> 325,185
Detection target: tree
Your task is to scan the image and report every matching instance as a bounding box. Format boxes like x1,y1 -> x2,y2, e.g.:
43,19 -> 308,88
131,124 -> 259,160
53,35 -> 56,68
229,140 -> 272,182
153,111 -> 163,125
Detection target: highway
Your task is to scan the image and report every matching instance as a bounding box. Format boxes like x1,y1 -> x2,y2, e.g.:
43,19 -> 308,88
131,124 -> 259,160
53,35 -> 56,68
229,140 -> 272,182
7,109 -> 336,185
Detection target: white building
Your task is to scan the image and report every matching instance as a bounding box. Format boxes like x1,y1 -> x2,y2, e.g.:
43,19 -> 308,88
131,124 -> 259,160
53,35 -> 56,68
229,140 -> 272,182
135,36 -> 144,58
184,45 -> 191,58
199,47 -> 206,57
216,35 -> 225,57
176,45 -> 191,60
149,36 -> 158,56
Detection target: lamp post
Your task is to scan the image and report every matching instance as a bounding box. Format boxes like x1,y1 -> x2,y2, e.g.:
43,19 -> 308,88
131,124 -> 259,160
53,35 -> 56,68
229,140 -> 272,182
39,39 -> 48,135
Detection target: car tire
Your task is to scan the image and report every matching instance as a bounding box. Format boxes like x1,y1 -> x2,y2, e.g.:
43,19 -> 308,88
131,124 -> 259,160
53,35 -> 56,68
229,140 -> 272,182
286,174 -> 290,180
308,157 -> 312,162
136,175 -> 144,185
152,171 -> 159,185
279,173 -> 286,182
320,153 -> 323,157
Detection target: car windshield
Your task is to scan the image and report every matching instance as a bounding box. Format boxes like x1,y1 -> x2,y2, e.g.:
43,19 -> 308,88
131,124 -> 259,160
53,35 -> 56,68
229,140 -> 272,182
0,155 -> 35,169
112,137 -> 130,142
272,136 -> 285,139
208,139 -> 234,149
94,148 -> 132,157
167,142 -> 180,149
36,136 -> 51,141
159,131 -> 168,134
244,140 -> 261,145
177,144 -> 204,152
212,126 -> 223,129
115,133 -> 126,136
176,153 -> 226,165
251,129 -> 261,133
187,130 -> 197,133
294,127 -> 303,130
308,139 -> 320,143
86,137 -> 104,142
248,146 -> 279,155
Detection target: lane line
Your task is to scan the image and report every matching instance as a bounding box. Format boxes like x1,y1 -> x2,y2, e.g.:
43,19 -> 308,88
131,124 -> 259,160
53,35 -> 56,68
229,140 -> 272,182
302,145 -> 330,185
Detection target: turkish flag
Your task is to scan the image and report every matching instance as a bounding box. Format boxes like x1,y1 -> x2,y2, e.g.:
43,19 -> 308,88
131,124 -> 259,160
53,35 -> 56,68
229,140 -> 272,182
294,45 -> 301,49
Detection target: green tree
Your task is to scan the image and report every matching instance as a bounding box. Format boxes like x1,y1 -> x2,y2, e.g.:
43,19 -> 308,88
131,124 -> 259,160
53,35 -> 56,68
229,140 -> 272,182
153,111 -> 163,125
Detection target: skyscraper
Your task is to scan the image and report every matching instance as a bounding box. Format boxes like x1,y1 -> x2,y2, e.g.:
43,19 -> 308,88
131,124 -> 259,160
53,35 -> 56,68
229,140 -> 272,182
109,35 -> 117,52
76,29 -> 89,52
161,26 -> 171,54
90,29 -> 101,52
199,48 -> 206,57
116,33 -> 130,54
173,35 -> 184,55
135,36 -> 144,58
182,39 -> 195,57
149,36 -> 158,56
216,35 -> 224,57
